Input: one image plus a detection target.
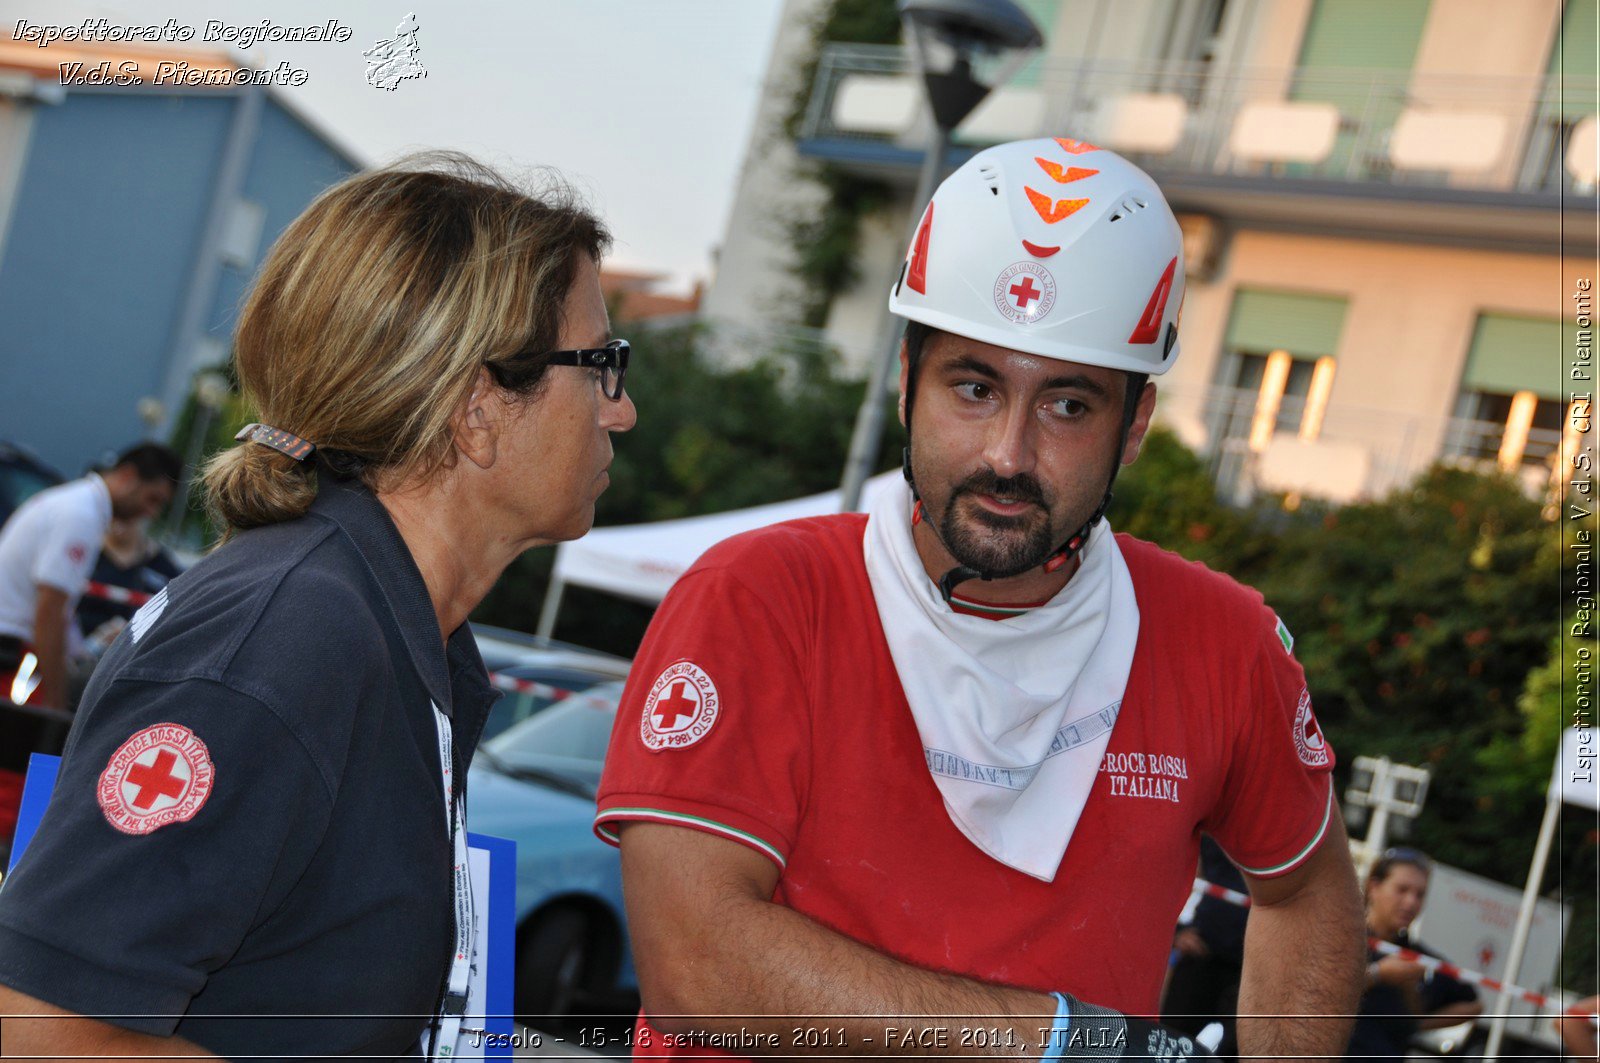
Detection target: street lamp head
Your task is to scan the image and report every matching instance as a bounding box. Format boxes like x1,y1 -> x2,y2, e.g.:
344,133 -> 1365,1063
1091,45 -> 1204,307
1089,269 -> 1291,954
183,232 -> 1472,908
898,0 -> 1043,52
195,371 -> 232,411
898,0 -> 1043,131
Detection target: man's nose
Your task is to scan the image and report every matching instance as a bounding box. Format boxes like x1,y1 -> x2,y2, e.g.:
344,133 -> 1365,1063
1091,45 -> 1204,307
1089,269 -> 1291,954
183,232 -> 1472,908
981,404 -> 1037,479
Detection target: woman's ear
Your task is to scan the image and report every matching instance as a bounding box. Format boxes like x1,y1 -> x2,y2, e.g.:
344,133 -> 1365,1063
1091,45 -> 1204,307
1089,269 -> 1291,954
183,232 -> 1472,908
451,367 -> 503,470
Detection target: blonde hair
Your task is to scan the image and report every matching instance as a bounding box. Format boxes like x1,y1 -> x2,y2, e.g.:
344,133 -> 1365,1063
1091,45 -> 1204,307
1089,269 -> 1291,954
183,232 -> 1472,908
203,153 -> 610,534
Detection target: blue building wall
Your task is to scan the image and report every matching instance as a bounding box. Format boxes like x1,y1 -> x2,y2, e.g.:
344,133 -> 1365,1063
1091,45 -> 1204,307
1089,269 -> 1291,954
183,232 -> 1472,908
0,92 -> 232,474
205,98 -> 356,346
0,90 -> 359,477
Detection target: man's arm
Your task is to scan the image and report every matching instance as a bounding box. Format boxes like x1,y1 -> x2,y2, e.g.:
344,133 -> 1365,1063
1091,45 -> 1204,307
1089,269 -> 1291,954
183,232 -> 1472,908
0,983 -> 214,1059
30,584 -> 71,709
619,822 -> 1054,1059
1234,816 -> 1365,1063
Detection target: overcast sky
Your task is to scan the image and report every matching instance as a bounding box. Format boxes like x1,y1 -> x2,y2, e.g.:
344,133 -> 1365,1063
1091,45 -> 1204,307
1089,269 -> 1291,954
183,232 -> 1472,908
7,1 -> 788,292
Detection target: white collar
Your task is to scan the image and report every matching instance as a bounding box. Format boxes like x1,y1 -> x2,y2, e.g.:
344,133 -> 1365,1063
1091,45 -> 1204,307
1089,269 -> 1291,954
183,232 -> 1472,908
87,473 -> 113,525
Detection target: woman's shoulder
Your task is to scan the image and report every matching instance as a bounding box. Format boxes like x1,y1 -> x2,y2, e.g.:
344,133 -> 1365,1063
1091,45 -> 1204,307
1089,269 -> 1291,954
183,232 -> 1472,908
108,515 -> 396,701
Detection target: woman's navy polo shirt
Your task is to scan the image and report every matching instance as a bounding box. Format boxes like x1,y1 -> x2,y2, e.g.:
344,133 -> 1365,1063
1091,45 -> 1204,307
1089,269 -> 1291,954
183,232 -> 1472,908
0,474 -> 498,1059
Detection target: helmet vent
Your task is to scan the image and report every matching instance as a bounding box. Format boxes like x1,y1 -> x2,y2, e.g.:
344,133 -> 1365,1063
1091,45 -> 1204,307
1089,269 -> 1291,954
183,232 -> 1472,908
1108,196 -> 1148,223
977,164 -> 1001,196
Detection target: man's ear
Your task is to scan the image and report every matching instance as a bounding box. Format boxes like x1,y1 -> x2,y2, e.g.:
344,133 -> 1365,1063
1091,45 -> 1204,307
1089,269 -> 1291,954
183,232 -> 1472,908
1120,382 -> 1159,466
451,367 -> 502,470
897,343 -> 910,429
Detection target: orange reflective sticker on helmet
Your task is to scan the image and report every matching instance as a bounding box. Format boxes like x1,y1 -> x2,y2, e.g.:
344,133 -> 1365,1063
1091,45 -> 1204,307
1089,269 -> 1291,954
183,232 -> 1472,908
1054,137 -> 1099,155
906,202 -> 933,294
1128,256 -> 1178,344
1025,186 -> 1090,224
1021,240 -> 1060,258
1034,157 -> 1099,184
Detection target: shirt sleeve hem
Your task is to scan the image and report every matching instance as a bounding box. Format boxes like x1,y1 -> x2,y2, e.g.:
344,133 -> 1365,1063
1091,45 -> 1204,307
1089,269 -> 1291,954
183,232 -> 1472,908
594,794 -> 789,871
1227,778 -> 1335,879
0,920 -> 193,1034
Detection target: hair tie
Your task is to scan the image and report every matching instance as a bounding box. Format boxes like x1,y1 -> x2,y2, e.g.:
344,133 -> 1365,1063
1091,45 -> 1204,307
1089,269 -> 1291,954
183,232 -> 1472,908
236,423 -> 316,462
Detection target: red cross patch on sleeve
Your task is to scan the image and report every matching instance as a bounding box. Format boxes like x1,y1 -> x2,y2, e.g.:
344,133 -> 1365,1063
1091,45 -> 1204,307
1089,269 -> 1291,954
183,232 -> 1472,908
1292,689 -> 1331,769
639,660 -> 720,752
97,723 -> 216,835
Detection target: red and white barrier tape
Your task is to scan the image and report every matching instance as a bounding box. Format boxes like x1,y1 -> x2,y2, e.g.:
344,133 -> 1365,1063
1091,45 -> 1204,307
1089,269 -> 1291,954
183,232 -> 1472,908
83,581 -> 153,607
1188,878 -> 1556,1010
1193,878 -> 1252,909
487,672 -> 582,703
1368,939 -> 1551,1008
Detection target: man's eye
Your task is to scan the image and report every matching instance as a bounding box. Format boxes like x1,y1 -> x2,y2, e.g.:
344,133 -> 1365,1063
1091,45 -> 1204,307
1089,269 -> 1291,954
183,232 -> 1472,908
954,382 -> 992,401
1049,398 -> 1088,417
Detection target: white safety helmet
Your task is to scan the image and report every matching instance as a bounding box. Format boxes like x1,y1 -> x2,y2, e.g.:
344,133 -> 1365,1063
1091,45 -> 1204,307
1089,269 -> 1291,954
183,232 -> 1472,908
888,136 -> 1185,375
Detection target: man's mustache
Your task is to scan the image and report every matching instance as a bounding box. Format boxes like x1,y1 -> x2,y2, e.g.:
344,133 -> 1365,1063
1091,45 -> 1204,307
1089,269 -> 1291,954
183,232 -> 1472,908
951,469 -> 1048,508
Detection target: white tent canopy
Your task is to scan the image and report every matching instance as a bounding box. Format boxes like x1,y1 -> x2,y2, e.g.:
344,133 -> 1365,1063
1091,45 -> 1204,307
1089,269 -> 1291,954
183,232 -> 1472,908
536,471 -> 903,633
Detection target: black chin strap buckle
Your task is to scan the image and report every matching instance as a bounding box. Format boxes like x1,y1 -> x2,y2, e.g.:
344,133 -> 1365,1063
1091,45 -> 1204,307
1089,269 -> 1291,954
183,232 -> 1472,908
937,565 -> 987,605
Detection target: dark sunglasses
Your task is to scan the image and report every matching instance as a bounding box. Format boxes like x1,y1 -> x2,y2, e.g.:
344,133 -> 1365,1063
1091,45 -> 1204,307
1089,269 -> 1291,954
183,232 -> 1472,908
487,338 -> 630,401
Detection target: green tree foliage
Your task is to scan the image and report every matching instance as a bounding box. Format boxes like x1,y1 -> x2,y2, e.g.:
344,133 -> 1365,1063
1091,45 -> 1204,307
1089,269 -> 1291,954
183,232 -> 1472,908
1116,449 -> 1591,987
165,364 -> 255,546
788,169 -> 896,328
1251,467 -> 1558,877
473,322 -> 900,653
1107,425 -> 1273,572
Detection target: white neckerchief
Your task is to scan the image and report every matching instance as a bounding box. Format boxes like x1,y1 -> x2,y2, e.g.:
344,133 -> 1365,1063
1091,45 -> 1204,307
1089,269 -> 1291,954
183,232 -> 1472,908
863,478 -> 1138,881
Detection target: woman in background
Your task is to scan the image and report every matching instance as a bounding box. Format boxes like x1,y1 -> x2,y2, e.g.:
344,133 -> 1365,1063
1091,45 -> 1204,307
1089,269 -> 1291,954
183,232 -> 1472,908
1346,848 -> 1482,1062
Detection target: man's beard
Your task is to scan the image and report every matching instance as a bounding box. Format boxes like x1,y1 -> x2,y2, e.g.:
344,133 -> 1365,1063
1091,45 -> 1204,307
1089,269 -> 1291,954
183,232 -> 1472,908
934,468 -> 1058,579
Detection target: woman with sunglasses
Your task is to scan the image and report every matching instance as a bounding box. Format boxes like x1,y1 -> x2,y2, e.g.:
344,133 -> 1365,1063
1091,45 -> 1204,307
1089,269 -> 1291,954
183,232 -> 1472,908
0,154 -> 635,1059
1346,848 -> 1482,1062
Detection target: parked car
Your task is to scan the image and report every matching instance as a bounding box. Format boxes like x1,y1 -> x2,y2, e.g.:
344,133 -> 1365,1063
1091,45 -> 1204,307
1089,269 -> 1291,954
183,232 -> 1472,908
465,679 -> 634,1023
469,623 -> 631,743
0,442 -> 64,526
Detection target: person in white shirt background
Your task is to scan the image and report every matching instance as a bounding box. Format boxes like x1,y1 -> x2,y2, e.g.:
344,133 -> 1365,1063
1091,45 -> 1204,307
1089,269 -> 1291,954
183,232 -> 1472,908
0,444 -> 182,709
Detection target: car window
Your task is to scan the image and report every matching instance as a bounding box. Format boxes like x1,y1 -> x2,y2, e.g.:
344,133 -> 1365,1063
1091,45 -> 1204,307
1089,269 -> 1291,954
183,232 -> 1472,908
478,666 -> 626,744
486,680 -> 625,765
0,462 -> 58,513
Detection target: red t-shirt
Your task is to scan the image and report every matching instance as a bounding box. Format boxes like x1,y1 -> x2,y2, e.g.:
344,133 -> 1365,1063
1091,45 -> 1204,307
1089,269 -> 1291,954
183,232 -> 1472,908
596,516 -> 1334,1049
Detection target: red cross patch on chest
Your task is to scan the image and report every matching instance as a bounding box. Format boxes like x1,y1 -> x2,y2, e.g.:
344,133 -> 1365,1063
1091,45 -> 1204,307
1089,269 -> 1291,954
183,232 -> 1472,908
97,722 -> 215,835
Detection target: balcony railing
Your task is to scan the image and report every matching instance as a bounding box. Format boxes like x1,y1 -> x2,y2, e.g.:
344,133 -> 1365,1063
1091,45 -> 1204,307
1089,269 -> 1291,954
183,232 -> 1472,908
1178,384 -> 1565,505
800,44 -> 1599,196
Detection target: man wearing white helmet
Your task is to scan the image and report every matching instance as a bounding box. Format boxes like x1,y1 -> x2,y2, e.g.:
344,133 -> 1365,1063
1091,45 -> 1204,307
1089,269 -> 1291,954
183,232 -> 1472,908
597,137 -> 1364,1061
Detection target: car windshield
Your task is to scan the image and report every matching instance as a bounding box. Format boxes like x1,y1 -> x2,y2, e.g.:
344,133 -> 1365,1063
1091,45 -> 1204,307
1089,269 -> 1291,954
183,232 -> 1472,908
479,666 -> 620,744
485,680 -> 625,768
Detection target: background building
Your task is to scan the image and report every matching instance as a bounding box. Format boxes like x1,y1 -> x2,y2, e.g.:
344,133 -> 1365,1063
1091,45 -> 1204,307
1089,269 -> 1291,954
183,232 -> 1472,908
704,0 -> 1598,503
0,36 -> 360,476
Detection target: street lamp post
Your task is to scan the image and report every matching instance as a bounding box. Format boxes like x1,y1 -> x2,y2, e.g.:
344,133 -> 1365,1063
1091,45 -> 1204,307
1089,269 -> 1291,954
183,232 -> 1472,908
837,0 -> 1043,512
1342,755 -> 1431,880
